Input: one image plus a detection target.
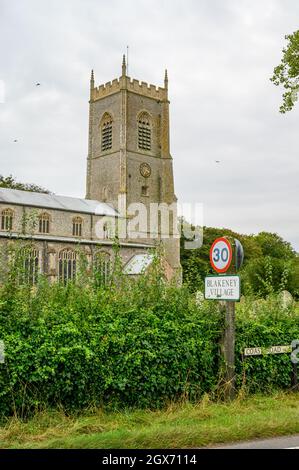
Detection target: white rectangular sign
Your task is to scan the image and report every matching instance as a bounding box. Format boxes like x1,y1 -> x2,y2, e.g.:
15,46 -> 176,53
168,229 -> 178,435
204,275 -> 240,301
244,345 -> 291,356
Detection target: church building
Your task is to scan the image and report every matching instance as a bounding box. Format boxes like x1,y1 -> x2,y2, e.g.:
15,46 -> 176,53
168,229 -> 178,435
0,57 -> 181,283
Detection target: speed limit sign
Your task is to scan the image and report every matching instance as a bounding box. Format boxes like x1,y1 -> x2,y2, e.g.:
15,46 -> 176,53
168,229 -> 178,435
210,237 -> 232,273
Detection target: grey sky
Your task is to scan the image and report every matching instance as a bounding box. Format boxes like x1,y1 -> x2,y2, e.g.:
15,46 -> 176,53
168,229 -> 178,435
0,0 -> 298,250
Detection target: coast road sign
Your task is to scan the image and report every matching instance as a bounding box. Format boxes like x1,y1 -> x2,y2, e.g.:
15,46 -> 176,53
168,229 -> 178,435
210,237 -> 232,273
205,275 -> 240,301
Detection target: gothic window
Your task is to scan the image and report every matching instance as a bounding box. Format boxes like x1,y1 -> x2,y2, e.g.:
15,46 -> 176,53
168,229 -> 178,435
101,113 -> 113,151
72,217 -> 83,237
19,248 -> 40,285
1,208 -> 13,231
138,112 -> 151,151
59,249 -> 76,283
38,212 -> 50,234
93,251 -> 111,286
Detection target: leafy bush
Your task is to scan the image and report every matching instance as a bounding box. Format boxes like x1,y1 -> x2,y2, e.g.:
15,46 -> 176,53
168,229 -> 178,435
235,296 -> 299,393
0,243 -> 298,419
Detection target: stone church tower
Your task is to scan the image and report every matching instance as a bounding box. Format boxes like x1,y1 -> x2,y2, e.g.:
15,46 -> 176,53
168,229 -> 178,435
86,57 -> 181,279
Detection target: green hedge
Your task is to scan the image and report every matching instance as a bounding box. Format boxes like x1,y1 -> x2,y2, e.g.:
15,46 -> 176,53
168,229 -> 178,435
0,270 -> 298,418
0,275 -> 222,417
235,297 -> 299,392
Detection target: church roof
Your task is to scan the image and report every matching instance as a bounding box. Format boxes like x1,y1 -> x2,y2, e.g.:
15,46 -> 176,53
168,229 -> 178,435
0,187 -> 118,217
123,253 -> 154,275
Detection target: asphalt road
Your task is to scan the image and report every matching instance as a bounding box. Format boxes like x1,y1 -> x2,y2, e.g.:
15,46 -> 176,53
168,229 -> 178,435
213,434 -> 299,449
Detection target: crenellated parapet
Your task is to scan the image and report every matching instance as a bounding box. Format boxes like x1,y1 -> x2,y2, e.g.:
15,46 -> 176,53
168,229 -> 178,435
91,76 -> 167,102
92,78 -> 121,101
127,78 -> 166,100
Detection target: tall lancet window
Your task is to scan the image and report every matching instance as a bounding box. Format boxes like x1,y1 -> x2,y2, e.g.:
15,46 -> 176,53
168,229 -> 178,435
72,217 -> 83,237
138,112 -> 151,151
1,209 -> 13,231
39,212 -> 50,234
59,249 -> 77,284
101,113 -> 113,152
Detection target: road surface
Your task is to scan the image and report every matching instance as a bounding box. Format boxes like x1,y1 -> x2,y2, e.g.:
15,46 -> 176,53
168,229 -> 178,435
213,434 -> 299,449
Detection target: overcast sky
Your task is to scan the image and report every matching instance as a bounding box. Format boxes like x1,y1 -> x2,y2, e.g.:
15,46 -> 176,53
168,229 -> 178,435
0,0 -> 298,250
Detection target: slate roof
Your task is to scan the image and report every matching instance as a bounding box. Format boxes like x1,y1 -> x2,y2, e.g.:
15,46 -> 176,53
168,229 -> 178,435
0,187 -> 118,217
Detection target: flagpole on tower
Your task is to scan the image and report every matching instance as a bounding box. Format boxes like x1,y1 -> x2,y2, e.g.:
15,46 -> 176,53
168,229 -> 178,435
127,45 -> 129,75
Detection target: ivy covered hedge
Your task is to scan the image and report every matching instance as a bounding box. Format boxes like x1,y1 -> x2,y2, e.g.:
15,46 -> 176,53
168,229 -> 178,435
0,250 -> 298,419
0,268 -> 222,418
235,297 -> 299,392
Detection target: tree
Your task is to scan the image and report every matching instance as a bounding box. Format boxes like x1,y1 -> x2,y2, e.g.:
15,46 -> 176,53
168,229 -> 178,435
0,175 -> 51,194
254,231 -> 295,260
271,30 -> 299,113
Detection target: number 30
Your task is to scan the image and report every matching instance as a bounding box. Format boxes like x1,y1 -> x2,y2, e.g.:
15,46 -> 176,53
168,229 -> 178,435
213,247 -> 228,263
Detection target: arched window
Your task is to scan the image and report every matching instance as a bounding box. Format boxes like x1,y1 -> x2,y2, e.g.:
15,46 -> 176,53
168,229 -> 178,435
93,251 -> 111,286
101,113 -> 113,151
39,212 -> 50,234
1,208 -> 13,231
72,217 -> 83,237
59,249 -> 76,283
138,112 -> 151,151
18,247 -> 40,285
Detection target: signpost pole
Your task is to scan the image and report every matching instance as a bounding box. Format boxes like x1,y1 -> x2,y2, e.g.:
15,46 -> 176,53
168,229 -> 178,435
207,236 -> 243,401
292,343 -> 299,392
223,300 -> 236,400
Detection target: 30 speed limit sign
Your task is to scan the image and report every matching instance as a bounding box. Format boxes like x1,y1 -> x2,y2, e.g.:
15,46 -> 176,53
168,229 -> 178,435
210,237 -> 232,273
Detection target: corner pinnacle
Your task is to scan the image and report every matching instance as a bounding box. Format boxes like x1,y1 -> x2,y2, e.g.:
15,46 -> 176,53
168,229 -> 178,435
122,54 -> 127,76
164,69 -> 168,88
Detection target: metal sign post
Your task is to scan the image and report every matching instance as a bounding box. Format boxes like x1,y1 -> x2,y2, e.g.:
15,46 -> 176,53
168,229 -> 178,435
224,299 -> 235,400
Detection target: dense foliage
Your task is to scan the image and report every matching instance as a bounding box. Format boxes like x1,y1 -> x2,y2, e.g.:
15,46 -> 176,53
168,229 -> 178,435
0,243 -> 298,419
236,296 -> 299,393
271,30 -> 299,113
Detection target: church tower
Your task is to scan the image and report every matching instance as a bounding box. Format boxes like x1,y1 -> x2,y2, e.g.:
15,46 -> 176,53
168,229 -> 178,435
86,57 -> 181,278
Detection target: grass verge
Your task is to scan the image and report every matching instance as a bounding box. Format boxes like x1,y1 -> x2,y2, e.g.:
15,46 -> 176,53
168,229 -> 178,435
1,392 -> 299,449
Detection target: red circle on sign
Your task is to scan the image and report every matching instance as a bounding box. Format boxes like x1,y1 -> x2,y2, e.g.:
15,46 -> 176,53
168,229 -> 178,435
210,237 -> 233,273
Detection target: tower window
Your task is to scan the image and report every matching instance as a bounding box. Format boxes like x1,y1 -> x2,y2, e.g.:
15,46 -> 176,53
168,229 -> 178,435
39,212 -> 50,234
141,185 -> 149,197
101,113 -> 113,151
1,208 -> 13,231
138,112 -> 151,151
72,217 -> 83,237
